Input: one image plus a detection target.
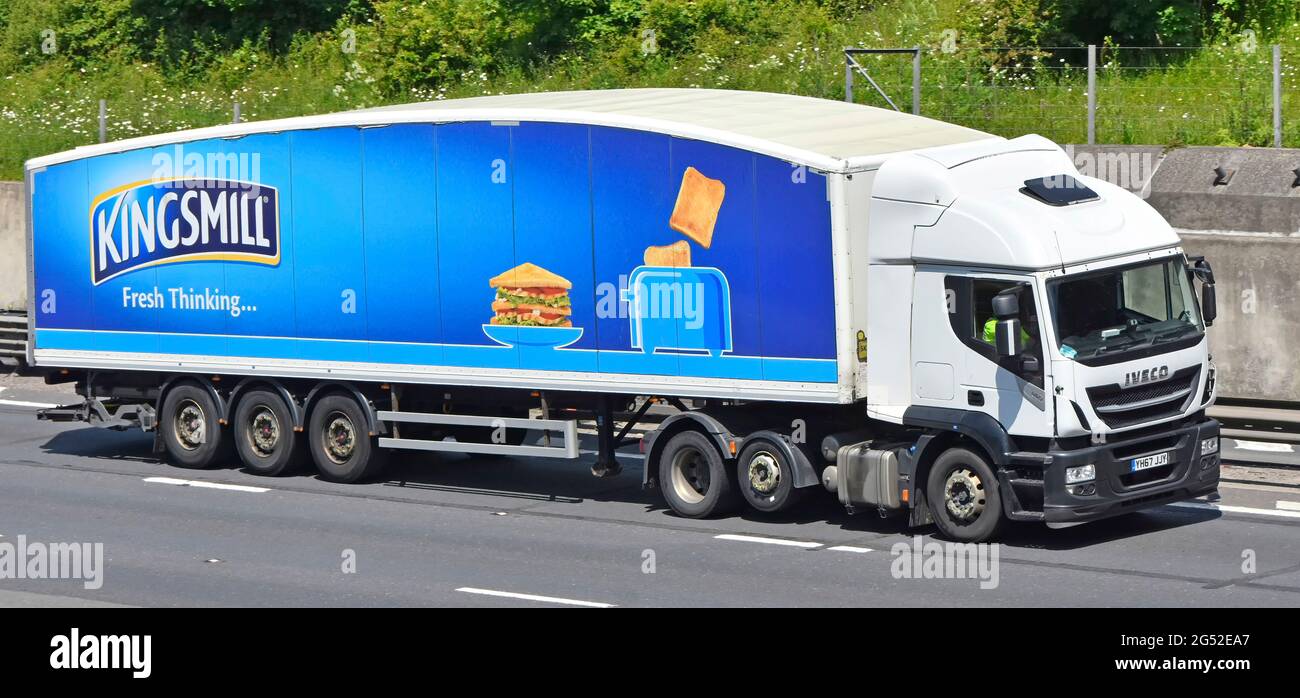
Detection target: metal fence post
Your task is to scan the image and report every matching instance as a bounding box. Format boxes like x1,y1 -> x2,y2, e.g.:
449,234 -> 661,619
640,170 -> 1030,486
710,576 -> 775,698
98,99 -> 106,144
844,54 -> 853,103
1087,45 -> 1097,145
233,101 -> 242,124
912,46 -> 921,115
1274,45 -> 1283,148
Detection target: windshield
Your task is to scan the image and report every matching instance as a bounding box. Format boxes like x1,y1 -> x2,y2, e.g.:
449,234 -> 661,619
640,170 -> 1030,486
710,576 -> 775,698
1047,258 -> 1204,362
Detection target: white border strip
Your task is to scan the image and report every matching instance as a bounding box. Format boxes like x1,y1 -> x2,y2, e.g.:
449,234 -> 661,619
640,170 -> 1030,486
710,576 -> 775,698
455,587 -> 614,608
714,533 -> 822,549
144,476 -> 269,493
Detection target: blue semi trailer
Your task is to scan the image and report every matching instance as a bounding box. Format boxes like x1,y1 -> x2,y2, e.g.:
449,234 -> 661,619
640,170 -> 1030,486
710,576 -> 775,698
24,89 -> 1220,542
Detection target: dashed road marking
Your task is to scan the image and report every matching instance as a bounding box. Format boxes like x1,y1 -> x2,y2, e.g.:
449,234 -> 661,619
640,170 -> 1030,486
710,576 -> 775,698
1231,439 -> 1294,453
714,533 -> 822,549
826,545 -> 874,554
1276,500 -> 1300,512
1170,501 -> 1300,520
455,587 -> 614,608
143,476 -> 269,493
0,399 -> 61,409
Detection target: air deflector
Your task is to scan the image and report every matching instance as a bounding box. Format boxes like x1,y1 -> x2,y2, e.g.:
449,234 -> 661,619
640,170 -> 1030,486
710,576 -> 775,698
1020,175 -> 1099,206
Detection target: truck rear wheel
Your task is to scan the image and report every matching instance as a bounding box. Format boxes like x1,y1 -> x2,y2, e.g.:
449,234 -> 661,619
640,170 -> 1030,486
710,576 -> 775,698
233,389 -> 302,477
160,384 -> 231,469
736,438 -> 806,514
308,394 -> 385,483
657,430 -> 738,518
926,447 -> 1004,542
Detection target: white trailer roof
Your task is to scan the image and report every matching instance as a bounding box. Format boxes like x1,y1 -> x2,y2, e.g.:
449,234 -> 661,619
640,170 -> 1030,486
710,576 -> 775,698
27,88 -> 995,172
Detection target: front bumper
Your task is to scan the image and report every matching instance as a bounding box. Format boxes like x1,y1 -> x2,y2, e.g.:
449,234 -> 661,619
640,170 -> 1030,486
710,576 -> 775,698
1035,417 -> 1220,525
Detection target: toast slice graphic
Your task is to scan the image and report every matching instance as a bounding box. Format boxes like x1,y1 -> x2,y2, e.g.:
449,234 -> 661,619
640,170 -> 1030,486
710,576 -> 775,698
643,240 -> 692,267
488,262 -> 572,290
669,166 -> 725,248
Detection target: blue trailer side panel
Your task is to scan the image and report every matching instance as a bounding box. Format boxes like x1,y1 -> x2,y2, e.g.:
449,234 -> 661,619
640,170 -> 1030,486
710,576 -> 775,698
30,121 -> 839,390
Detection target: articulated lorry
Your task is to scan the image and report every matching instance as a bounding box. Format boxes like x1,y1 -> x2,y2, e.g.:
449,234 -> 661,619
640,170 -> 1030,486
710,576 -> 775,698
23,88 -> 1221,541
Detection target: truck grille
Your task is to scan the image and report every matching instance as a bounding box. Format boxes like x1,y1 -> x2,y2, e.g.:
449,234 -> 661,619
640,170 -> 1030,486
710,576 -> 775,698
1085,366 -> 1200,429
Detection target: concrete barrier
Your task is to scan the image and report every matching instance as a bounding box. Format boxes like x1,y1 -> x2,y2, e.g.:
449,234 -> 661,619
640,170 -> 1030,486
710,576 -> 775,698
1179,233 -> 1300,404
0,180 -> 25,312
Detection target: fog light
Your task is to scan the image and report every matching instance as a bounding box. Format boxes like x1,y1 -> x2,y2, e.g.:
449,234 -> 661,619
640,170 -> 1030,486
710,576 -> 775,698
1200,436 -> 1219,455
1065,464 -> 1095,484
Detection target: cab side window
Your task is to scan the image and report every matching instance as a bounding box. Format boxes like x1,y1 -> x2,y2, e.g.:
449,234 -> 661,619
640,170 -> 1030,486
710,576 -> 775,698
944,276 -> 1044,388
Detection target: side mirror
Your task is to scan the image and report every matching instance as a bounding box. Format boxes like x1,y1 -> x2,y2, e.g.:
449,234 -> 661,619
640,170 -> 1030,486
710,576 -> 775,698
991,290 -> 1020,319
1202,283 -> 1217,327
995,318 -> 1023,357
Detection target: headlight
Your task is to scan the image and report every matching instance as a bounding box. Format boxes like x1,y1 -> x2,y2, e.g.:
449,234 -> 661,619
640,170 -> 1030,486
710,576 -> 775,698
1066,464 -> 1095,484
1201,437 -> 1219,455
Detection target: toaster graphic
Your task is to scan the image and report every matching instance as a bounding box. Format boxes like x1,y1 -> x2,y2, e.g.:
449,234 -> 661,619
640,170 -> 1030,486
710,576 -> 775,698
621,266 -> 733,357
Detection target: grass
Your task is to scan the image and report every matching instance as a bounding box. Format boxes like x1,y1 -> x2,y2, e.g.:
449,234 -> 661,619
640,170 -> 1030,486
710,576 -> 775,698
3,1 -> 1299,181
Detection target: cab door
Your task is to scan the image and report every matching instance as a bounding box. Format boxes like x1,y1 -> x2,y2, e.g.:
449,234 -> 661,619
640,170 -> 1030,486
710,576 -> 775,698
912,268 -> 1053,437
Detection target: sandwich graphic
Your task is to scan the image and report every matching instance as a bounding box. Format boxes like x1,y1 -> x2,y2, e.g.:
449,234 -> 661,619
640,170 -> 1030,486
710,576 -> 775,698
489,262 -> 573,327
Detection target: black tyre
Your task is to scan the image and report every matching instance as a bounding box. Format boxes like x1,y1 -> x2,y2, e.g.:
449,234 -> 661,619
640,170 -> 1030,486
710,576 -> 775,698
926,447 -> 1004,542
308,393 -> 385,483
657,430 -> 738,518
736,438 -> 807,514
233,389 -> 303,477
160,384 -> 231,469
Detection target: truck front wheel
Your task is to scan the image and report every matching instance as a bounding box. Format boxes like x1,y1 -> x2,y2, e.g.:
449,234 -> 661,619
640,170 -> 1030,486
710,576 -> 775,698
926,447 -> 1004,543
657,430 -> 738,518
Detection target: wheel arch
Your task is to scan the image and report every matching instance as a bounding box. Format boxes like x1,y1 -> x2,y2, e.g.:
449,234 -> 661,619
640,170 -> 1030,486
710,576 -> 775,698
228,378 -> 304,431
302,382 -> 383,437
157,375 -> 227,424
736,430 -> 821,489
642,412 -> 735,489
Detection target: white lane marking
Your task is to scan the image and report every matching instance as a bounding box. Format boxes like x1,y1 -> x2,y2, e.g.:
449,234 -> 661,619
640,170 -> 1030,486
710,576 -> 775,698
826,545 -> 874,554
1170,501 -> 1300,519
714,533 -> 822,549
1276,500 -> 1300,512
455,587 -> 614,608
0,399 -> 61,409
1231,439 -> 1294,453
143,476 -> 269,493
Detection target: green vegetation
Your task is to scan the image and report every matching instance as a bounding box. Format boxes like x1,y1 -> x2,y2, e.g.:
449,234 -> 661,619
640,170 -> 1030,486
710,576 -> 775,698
2,0 -> 1299,179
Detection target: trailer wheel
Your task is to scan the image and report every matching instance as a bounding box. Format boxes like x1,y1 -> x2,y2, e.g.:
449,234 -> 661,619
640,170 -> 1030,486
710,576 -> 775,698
926,447 -> 1004,543
657,430 -> 738,518
160,384 -> 231,469
233,389 -> 302,477
308,394 -> 385,483
736,438 -> 806,514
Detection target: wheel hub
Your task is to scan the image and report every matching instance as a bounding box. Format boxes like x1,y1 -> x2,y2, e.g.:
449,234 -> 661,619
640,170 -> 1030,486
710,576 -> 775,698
747,451 -> 781,494
669,448 -> 710,504
324,413 -> 356,464
249,408 -> 280,456
943,467 -> 986,522
174,400 -> 205,450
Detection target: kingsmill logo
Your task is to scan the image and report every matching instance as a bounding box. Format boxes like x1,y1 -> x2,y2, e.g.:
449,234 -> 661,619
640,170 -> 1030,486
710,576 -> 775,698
90,178 -> 280,285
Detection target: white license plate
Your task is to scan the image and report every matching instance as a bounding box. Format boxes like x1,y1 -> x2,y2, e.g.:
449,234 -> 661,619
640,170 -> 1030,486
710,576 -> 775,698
1130,451 -> 1171,472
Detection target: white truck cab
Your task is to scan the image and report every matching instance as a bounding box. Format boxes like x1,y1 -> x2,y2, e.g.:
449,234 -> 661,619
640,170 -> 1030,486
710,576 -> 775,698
831,136 -> 1220,541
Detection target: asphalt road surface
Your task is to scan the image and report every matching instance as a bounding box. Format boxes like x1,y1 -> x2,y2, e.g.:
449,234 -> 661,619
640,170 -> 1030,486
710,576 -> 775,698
1,376 -> 1298,608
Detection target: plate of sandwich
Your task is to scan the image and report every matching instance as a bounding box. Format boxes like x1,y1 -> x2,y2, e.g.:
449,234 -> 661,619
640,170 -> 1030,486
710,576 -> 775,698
483,262 -> 584,349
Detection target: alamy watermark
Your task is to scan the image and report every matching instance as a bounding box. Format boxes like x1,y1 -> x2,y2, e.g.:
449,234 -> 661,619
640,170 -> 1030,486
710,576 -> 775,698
890,535 -> 1000,590
0,535 -> 104,590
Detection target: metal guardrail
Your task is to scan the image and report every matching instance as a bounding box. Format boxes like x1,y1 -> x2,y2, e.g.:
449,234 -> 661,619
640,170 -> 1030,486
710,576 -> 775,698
0,312 -> 27,364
